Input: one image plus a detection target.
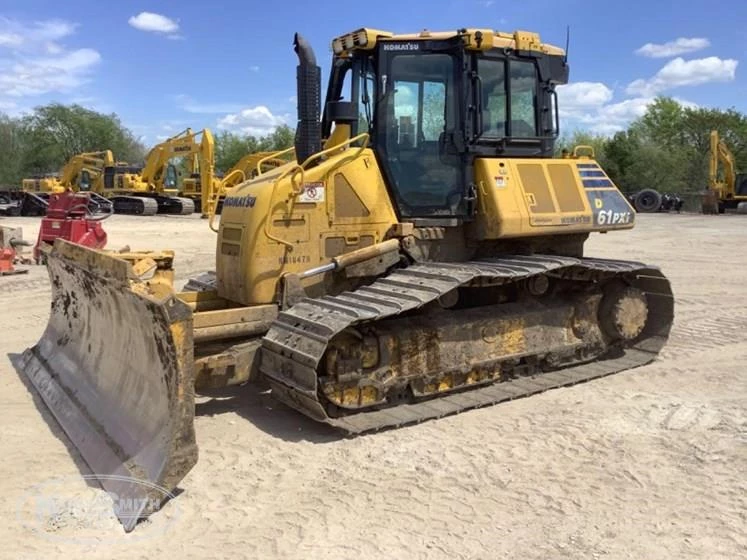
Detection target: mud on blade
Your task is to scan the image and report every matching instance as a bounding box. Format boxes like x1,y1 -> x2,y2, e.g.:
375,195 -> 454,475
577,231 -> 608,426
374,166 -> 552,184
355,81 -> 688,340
14,240 -> 197,532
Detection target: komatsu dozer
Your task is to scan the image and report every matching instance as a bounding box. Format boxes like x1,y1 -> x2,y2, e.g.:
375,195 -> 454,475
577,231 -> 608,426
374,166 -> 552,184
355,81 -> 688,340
16,28 -> 674,531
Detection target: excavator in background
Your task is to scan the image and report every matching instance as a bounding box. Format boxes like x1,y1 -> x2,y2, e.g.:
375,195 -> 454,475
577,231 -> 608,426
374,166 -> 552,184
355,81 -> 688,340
94,129 -> 204,215
166,128 -> 216,217
703,129 -> 747,214
21,175 -> 64,196
18,151 -> 115,215
19,173 -> 67,216
16,27 -> 674,531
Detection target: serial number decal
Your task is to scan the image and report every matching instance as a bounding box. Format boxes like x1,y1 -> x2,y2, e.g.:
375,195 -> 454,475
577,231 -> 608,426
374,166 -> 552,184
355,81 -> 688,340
278,255 -> 311,265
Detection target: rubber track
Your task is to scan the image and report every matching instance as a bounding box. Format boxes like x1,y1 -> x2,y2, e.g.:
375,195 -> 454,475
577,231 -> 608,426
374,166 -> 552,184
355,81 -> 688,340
160,196 -> 195,215
111,196 -> 158,216
259,255 -> 674,433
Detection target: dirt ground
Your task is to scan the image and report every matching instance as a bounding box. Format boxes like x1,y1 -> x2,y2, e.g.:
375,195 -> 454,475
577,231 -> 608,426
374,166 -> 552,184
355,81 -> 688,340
0,213 -> 745,559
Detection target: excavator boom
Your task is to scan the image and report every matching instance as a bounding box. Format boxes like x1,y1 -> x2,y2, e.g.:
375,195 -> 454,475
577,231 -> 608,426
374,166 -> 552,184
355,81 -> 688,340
705,129 -> 747,213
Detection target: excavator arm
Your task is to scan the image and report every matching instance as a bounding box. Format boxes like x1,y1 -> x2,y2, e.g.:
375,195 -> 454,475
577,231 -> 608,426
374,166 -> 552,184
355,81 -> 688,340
198,129 -> 215,217
140,128 -> 197,190
709,129 -> 737,198
58,150 -> 115,188
139,128 -> 215,215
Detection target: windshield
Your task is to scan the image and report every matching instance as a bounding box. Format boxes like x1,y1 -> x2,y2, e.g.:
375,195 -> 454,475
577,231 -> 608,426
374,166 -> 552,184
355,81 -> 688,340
378,51 -> 462,217
478,58 -> 539,138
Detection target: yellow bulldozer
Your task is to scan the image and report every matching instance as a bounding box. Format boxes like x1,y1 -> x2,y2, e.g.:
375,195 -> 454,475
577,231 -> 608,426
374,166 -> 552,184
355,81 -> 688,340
15,27 -> 674,531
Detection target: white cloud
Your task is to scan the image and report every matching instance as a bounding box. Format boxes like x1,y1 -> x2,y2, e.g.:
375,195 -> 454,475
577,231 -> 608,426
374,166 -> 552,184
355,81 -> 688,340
29,20 -> 77,42
174,94 -> 242,114
128,12 -> 180,38
0,32 -> 22,47
217,105 -> 291,135
249,65 -> 260,72
556,81 -> 613,118
560,94 -> 699,136
635,37 -> 710,58
0,18 -> 101,101
45,42 -> 63,55
626,56 -> 738,96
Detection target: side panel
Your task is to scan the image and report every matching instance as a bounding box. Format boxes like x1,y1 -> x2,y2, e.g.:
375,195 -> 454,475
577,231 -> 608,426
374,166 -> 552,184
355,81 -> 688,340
473,157 -> 635,240
217,148 -> 399,306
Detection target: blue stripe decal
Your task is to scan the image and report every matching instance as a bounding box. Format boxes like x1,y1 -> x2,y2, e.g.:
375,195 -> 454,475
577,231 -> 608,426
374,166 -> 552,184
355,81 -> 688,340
583,179 -> 613,188
579,170 -> 606,177
576,163 -> 599,169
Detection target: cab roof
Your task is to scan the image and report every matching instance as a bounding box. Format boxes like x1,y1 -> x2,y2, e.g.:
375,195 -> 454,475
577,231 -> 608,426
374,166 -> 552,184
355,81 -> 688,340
331,28 -> 565,57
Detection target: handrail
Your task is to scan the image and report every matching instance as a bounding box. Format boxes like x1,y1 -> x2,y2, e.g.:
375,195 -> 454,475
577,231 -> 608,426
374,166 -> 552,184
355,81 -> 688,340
572,144 -> 595,159
262,133 -> 370,249
255,147 -> 296,177
208,169 -> 247,233
297,132 -> 370,173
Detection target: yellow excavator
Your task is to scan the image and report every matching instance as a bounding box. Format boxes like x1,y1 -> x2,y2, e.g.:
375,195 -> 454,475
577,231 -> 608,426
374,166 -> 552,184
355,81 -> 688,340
702,129 -> 747,214
20,150 -> 116,214
162,128 -> 216,216
16,27 -> 674,531
21,175 -> 65,195
95,129 -> 205,215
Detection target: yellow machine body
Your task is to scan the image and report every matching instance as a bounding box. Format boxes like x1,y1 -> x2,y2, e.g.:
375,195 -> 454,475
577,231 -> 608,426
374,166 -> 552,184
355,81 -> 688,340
218,146 -> 633,306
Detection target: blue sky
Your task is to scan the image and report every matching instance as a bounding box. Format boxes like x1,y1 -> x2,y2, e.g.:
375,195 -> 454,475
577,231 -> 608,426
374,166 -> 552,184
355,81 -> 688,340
0,0 -> 745,145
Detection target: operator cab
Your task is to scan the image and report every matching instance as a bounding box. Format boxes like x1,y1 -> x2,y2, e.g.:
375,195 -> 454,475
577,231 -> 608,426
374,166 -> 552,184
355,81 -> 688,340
321,29 -> 568,220
79,170 -> 92,191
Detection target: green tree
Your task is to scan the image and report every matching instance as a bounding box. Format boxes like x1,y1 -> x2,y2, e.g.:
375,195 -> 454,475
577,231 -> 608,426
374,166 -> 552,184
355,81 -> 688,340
213,125 -> 295,173
258,124 -> 295,152
17,103 -> 146,177
603,130 -> 640,193
214,131 -> 259,173
0,115 -> 23,186
596,97 -> 747,195
555,129 -> 611,168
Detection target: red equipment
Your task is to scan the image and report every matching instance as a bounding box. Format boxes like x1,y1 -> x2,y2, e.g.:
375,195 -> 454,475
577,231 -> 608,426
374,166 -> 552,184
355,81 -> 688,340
0,247 -> 20,274
34,192 -> 110,263
0,226 -> 31,275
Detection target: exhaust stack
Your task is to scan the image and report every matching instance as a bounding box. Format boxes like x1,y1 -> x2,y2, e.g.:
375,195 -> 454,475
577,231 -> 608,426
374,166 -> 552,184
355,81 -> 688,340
293,33 -> 322,165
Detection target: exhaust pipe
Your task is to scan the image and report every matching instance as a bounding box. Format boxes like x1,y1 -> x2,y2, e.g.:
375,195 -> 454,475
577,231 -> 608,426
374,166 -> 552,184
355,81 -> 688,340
293,33 -> 322,165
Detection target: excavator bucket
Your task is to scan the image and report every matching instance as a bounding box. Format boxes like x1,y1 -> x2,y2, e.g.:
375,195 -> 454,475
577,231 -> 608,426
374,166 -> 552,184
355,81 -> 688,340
13,240 -> 197,532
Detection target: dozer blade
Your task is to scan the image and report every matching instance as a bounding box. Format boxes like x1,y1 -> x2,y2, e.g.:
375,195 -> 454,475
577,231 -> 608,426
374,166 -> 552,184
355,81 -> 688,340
14,240 -> 197,532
